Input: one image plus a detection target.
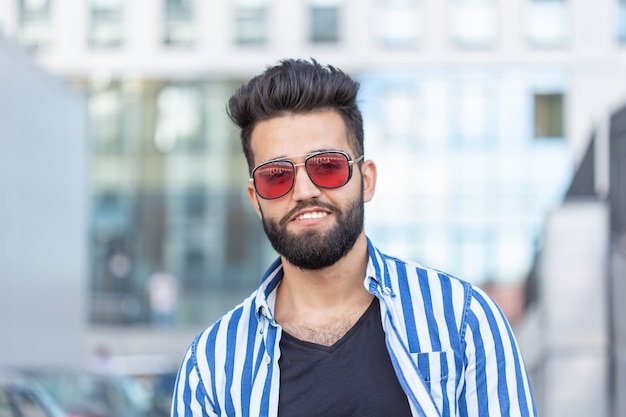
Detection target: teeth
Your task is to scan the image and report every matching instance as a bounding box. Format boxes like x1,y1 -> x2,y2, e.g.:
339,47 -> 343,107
296,212 -> 327,220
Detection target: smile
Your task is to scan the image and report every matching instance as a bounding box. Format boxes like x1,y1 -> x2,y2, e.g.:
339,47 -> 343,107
295,211 -> 328,221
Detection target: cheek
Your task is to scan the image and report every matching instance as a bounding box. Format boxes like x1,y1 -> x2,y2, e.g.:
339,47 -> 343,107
256,200 -> 287,222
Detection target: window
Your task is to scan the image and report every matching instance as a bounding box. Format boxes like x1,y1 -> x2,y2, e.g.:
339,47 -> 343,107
417,80 -> 449,147
164,0 -> 195,46
617,0 -> 626,43
525,0 -> 570,48
376,0 -> 422,48
89,0 -> 123,47
89,81 -> 122,153
534,92 -> 564,138
234,0 -> 268,45
18,0 -> 52,50
154,85 -> 203,153
457,80 -> 490,146
449,0 -> 498,49
309,0 -> 340,44
381,89 -> 415,146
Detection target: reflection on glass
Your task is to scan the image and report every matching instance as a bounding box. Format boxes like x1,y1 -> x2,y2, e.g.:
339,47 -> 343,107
164,0 -> 194,46
381,89 -> 415,145
376,0 -> 422,48
617,0 -> 626,43
525,0 -> 570,48
361,68 -> 573,284
309,0 -> 340,43
449,0 -> 498,48
18,0 -> 51,50
87,79 -> 270,326
90,83 -> 122,153
89,0 -> 124,47
155,85 -> 202,153
235,0 -> 268,45
457,81 -> 490,146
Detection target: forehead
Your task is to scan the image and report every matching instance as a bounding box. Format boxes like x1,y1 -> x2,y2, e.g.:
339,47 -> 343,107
250,110 -> 351,164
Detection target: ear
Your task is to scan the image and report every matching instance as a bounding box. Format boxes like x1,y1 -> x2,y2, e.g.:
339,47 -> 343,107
360,159 -> 377,203
247,180 -> 263,218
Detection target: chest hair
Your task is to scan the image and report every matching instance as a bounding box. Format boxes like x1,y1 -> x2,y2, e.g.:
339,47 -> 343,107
281,314 -> 362,346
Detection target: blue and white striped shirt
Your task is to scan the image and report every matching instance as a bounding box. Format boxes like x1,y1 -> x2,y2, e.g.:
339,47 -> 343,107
172,238 -> 537,417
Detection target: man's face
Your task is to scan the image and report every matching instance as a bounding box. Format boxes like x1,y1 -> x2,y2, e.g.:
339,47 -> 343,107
246,110 -> 376,270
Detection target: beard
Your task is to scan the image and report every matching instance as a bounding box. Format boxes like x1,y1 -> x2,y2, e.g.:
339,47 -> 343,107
260,193 -> 364,270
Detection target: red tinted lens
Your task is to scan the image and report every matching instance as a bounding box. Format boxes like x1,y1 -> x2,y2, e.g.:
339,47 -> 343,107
253,161 -> 295,199
305,152 -> 350,188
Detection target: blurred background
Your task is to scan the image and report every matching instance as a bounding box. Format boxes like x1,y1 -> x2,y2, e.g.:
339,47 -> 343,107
0,0 -> 625,416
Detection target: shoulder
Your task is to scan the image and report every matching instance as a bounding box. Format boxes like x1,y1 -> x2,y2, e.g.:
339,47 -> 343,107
380,252 -> 472,301
187,290 -> 260,365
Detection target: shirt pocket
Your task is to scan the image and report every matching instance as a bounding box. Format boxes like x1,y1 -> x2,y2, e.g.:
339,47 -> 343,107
415,350 -> 458,415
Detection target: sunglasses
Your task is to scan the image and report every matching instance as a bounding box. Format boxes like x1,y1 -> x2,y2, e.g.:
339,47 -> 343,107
250,150 -> 364,200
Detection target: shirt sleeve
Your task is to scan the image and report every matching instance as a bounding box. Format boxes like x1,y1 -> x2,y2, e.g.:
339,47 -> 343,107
171,339 -> 217,417
459,286 -> 537,417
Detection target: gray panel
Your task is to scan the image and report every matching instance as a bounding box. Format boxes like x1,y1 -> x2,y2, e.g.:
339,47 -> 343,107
0,36 -> 88,369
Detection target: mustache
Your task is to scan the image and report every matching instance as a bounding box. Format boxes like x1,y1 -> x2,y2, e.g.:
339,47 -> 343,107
279,201 -> 340,227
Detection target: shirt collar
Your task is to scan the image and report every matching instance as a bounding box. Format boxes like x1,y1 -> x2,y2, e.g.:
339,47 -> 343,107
253,237 -> 394,321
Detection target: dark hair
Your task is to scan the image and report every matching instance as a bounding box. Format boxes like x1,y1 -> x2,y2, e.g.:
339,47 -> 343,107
227,58 -> 364,172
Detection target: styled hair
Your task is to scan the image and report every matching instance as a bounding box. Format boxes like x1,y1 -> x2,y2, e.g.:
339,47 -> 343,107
227,58 -> 364,172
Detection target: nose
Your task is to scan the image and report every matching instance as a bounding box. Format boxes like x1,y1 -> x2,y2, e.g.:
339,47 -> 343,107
291,163 -> 322,201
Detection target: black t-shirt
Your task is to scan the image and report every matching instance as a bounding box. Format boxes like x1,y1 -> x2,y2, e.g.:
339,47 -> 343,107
278,299 -> 413,417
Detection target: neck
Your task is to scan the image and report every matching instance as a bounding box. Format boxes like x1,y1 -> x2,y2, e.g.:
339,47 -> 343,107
274,233 -> 373,344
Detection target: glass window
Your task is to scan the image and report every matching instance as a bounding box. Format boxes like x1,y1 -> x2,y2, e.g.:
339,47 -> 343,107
417,79 -> 449,147
155,85 -> 203,153
493,230 -> 535,280
234,0 -> 268,45
376,0 -> 422,48
449,0 -> 498,48
89,0 -> 123,47
525,0 -> 570,48
457,81 -> 489,146
89,81 -> 123,153
460,232 -> 487,283
83,79 -> 322,327
309,0 -> 340,44
164,0 -> 195,46
617,0 -> 626,43
18,0 -> 52,50
381,89 -> 415,146
534,92 -> 564,138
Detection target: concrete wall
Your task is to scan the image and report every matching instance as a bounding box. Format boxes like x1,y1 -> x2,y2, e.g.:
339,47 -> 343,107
0,35 -> 88,369
611,247 -> 626,417
533,200 -> 610,417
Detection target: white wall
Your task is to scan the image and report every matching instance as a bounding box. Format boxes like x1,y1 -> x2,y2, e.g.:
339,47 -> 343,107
0,35 -> 88,369
537,200 -> 610,417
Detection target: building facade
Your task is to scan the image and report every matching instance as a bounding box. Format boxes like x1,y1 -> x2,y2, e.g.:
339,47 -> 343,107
1,0 -> 624,320
2,0 -> 626,413
1,3 -> 626,410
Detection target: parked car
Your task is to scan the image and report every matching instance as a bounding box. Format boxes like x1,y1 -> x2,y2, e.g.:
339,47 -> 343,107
0,370 -> 67,417
21,369 -> 152,417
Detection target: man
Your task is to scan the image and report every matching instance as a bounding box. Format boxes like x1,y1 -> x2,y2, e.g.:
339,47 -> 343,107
171,59 -> 537,417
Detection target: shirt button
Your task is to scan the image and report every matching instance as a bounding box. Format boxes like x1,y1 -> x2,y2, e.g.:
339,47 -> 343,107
264,355 -> 271,364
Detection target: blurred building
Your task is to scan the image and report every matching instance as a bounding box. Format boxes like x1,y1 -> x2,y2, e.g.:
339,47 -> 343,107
515,102 -> 625,417
0,33 -> 88,369
0,0 -> 625,413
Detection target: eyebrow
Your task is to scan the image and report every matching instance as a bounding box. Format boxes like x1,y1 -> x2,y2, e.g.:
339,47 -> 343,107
260,149 -> 340,164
